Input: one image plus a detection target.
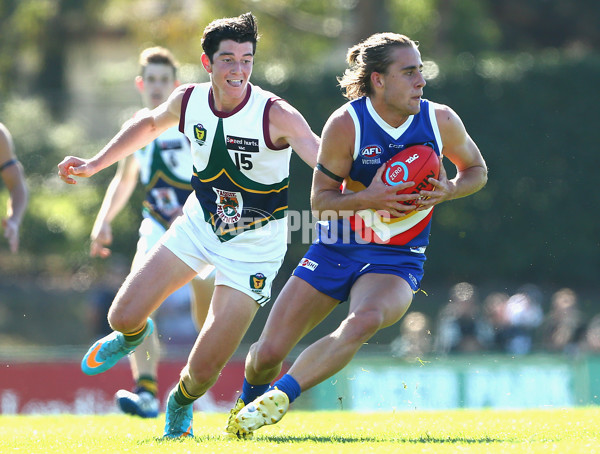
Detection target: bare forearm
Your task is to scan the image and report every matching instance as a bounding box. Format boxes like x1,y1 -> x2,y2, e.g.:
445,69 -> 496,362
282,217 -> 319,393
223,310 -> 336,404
91,115 -> 162,173
6,180 -> 27,224
311,188 -> 371,220
448,165 -> 488,201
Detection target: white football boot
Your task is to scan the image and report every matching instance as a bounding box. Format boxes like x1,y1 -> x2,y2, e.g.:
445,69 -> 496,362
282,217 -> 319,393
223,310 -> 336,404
235,389 -> 289,435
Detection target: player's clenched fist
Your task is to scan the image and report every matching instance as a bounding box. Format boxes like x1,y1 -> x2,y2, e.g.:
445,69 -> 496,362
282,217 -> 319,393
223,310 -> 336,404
57,156 -> 96,184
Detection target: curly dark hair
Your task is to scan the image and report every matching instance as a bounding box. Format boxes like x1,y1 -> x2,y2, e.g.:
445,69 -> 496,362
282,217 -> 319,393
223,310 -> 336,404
202,12 -> 259,62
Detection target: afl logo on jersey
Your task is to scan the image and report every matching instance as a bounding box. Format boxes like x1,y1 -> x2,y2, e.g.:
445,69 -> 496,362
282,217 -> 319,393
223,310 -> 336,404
361,145 -> 383,165
193,124 -> 207,145
361,145 -> 383,157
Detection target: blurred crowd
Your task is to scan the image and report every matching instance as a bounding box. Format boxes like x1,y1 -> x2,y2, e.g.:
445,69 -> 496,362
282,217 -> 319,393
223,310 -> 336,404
89,268 -> 599,359
391,282 -> 600,360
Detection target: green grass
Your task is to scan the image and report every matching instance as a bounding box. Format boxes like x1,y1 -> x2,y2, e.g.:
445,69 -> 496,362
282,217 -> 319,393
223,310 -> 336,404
2,408 -> 600,453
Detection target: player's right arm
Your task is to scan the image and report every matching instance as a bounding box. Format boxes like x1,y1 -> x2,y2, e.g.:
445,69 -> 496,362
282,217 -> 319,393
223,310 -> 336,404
310,107 -> 417,220
57,85 -> 186,184
89,155 -> 140,258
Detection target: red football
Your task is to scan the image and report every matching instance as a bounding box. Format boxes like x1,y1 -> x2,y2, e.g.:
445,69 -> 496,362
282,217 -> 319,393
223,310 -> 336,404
382,144 -> 440,205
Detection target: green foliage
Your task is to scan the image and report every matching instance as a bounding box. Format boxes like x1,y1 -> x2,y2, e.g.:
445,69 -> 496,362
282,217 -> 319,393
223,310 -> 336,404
0,0 -> 105,106
256,50 -> 599,292
423,52 -> 600,288
5,50 -> 597,293
1,0 -> 600,343
0,96 -> 140,276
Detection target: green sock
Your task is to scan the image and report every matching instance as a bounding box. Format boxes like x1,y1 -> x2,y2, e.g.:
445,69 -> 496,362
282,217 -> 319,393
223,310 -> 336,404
173,380 -> 202,406
136,375 -> 158,397
123,322 -> 148,344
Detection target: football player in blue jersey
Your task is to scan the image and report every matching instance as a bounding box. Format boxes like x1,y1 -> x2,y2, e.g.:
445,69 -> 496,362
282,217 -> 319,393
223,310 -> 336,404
88,47 -> 215,418
230,32 -> 488,437
0,122 -> 27,254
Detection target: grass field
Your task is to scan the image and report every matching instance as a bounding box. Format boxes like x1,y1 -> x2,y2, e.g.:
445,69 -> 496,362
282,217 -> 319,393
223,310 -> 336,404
2,408 -> 600,453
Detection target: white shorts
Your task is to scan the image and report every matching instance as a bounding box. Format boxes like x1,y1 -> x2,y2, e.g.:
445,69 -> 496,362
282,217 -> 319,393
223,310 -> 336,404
133,216 -> 216,280
131,217 -> 167,271
161,214 -> 283,306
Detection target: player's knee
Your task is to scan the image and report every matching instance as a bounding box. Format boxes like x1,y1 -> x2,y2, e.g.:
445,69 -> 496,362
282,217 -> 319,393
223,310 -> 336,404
250,341 -> 286,371
342,310 -> 384,343
107,306 -> 142,333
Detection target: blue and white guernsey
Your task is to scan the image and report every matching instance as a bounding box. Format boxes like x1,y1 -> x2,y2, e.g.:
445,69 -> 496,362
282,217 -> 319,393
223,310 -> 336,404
178,82 -> 292,261
318,97 -> 443,264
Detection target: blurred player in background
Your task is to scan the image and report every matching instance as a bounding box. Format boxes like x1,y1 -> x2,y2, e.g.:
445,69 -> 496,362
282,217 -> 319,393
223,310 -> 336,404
89,47 -> 214,418
58,12 -> 318,438
229,32 -> 488,438
0,122 -> 27,254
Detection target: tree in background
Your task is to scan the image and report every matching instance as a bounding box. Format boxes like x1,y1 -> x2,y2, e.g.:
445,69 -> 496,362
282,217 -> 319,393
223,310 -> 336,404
1,0 -> 600,345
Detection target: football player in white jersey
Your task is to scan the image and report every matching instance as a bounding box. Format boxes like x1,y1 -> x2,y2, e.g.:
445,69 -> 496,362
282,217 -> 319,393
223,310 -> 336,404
58,13 -> 318,438
88,47 -> 214,418
230,32 -> 488,437
0,122 -> 27,254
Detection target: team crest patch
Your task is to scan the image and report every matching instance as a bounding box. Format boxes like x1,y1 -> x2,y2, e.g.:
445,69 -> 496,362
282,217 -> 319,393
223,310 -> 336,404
213,188 -> 243,223
193,124 -> 207,145
250,273 -> 266,292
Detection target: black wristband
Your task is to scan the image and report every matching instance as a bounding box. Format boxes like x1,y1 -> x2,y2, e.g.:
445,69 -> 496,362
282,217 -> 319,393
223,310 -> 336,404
0,159 -> 17,172
316,163 -> 344,183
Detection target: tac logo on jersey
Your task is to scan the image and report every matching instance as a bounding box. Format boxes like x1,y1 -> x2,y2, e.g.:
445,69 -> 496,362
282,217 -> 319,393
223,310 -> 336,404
361,145 -> 383,157
226,135 -> 259,152
213,188 -> 243,224
298,258 -> 318,271
193,124 -> 207,145
250,273 -> 266,292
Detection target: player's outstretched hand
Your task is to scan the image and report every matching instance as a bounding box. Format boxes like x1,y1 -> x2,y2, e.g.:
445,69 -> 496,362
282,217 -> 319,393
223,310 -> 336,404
57,156 -> 96,184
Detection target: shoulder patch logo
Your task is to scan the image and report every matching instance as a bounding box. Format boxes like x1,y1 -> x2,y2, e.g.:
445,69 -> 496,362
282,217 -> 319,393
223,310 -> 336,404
194,124 -> 207,145
250,273 -> 266,292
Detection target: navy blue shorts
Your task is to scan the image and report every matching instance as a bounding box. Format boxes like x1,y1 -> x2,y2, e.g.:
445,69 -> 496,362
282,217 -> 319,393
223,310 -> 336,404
292,241 -> 425,302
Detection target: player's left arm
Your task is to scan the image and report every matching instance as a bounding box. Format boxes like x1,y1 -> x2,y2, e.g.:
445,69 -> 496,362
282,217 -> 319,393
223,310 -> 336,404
0,124 -> 28,253
58,86 -> 184,184
268,100 -> 319,168
416,103 -> 488,209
